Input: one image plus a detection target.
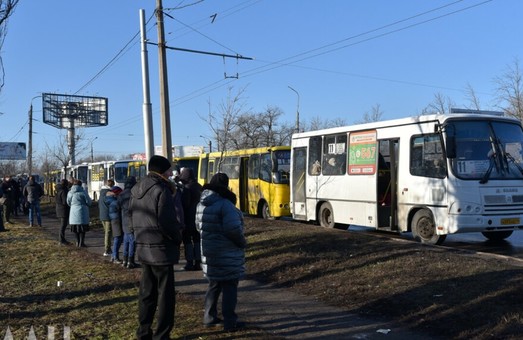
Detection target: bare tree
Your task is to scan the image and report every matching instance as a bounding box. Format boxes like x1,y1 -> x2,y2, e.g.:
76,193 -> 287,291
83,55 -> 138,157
465,83 -> 481,111
0,0 -> 19,92
302,115 -> 347,132
423,92 -> 455,114
358,103 -> 384,123
494,58 -> 523,120
199,86 -> 249,152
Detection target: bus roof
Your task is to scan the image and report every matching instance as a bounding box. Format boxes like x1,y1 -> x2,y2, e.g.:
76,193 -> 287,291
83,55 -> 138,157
292,113 -> 520,139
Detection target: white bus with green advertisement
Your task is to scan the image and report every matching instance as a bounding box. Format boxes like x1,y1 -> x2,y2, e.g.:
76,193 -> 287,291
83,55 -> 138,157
290,110 -> 523,244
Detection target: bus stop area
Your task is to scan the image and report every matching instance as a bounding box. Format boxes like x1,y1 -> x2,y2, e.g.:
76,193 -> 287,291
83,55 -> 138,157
25,213 -> 434,340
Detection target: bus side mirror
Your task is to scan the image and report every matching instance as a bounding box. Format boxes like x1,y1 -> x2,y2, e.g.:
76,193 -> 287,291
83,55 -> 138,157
446,136 -> 456,159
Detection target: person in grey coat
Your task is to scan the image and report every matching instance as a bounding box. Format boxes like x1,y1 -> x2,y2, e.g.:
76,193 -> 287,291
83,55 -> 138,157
129,155 -> 183,340
196,172 -> 246,332
67,180 -> 92,247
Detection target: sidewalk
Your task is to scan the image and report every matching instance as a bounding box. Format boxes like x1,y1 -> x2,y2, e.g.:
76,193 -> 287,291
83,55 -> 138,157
26,213 -> 436,340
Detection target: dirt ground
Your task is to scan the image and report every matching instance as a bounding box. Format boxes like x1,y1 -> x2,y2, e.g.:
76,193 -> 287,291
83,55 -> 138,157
243,217 -> 523,339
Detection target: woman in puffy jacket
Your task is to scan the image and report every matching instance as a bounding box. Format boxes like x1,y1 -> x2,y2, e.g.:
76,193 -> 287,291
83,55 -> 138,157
67,180 -> 92,247
195,172 -> 246,332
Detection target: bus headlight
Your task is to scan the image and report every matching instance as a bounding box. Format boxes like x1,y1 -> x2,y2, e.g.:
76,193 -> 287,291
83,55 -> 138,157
449,201 -> 483,215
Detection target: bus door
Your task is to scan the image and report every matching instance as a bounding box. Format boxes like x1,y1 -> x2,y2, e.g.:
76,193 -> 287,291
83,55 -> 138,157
377,139 -> 399,230
292,147 -> 307,219
239,157 -> 249,213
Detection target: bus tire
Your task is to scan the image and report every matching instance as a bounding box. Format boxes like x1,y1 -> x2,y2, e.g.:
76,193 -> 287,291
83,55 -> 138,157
260,201 -> 271,220
411,209 -> 446,245
319,202 -> 335,228
481,230 -> 513,241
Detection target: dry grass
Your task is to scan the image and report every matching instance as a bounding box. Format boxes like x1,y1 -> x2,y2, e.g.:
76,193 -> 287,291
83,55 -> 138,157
1,200 -> 522,339
244,219 -> 523,339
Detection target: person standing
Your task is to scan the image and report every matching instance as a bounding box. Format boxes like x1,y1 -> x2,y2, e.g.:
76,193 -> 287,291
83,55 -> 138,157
118,176 -> 137,269
55,179 -> 71,244
179,167 -> 203,271
106,186 -> 123,263
67,180 -> 92,247
2,176 -> 14,225
129,155 -> 183,340
0,184 -> 5,232
196,173 -> 247,332
23,175 -> 44,227
98,179 -> 115,256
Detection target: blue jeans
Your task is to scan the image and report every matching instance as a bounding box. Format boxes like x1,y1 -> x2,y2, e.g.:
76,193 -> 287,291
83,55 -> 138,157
28,201 -> 42,226
112,235 -> 123,260
123,232 -> 135,258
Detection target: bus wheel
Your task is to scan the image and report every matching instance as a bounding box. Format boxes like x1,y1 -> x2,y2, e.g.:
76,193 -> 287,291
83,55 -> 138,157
319,202 -> 335,228
411,210 -> 446,245
481,230 -> 513,241
260,201 -> 271,220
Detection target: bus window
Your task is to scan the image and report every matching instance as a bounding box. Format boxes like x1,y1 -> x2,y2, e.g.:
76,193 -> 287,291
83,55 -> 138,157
220,157 -> 240,179
273,149 -> 291,184
309,136 -> 322,175
410,134 -> 446,179
322,134 -> 347,176
260,153 -> 272,182
248,154 -> 260,179
199,157 -> 208,182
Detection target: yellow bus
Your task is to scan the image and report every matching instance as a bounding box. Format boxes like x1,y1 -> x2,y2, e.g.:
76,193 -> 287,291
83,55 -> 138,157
198,146 -> 291,219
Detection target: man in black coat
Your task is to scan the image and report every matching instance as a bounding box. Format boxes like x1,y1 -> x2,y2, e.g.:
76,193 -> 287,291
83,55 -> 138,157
129,155 -> 183,340
179,167 -> 203,270
55,179 -> 70,244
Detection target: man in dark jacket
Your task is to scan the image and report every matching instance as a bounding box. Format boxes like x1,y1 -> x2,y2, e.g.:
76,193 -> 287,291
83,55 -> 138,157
55,179 -> 71,244
130,155 -> 183,340
23,176 -> 44,227
179,167 -> 203,271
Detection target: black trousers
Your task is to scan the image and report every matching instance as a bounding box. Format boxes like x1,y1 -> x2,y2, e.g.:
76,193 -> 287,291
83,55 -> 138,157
59,217 -> 68,242
137,264 -> 175,340
204,278 -> 239,329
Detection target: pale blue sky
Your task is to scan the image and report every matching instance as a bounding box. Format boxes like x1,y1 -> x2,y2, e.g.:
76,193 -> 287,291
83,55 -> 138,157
0,0 -> 521,160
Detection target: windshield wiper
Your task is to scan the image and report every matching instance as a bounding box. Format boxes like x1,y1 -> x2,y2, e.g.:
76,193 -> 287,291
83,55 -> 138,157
479,155 -> 495,184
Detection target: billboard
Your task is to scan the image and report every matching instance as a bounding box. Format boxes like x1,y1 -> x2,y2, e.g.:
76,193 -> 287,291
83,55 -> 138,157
0,142 -> 26,160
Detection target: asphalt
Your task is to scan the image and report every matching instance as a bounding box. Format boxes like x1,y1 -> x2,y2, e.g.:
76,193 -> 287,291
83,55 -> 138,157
13,212 -> 436,340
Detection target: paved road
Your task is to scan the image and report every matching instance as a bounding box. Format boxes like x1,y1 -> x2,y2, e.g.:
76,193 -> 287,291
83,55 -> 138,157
14,212 -> 437,340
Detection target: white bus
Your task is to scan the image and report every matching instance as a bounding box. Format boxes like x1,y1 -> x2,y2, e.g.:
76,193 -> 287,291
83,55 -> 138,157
88,160 -> 131,200
290,111 -> 523,245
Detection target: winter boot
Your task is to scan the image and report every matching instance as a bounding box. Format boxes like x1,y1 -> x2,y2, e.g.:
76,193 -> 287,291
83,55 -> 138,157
122,256 -> 128,268
127,255 -> 137,269
79,232 -> 86,247
194,260 -> 202,271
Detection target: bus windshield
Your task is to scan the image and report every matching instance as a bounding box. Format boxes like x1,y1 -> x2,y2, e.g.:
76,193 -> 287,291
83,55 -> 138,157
114,164 -> 128,183
273,150 -> 291,184
449,120 -> 523,181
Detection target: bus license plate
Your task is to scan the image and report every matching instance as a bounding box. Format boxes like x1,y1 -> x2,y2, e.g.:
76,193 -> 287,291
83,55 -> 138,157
501,218 -> 520,225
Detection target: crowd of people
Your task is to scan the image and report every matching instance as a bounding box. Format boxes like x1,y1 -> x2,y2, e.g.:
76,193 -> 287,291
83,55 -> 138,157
0,155 -> 247,338
0,174 -> 45,230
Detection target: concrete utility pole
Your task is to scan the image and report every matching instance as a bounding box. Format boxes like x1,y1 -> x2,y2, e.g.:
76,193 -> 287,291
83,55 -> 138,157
156,0 -> 173,161
140,9 -> 154,167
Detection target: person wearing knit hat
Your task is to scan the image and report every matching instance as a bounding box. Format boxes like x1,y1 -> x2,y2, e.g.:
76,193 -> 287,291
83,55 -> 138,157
130,155 -> 183,339
148,155 -> 172,174
106,185 -> 124,264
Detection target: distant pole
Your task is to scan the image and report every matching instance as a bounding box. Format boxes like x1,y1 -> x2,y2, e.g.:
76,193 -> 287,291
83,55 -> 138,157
28,95 -> 41,175
28,103 -> 33,175
140,9 -> 154,168
288,86 -> 300,133
156,0 -> 173,161
90,137 -> 98,162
